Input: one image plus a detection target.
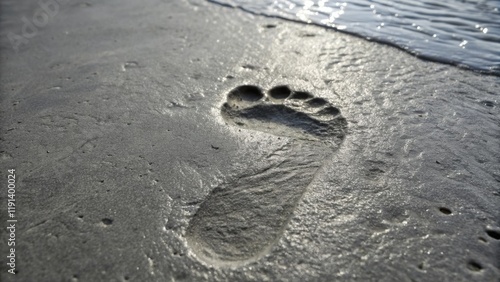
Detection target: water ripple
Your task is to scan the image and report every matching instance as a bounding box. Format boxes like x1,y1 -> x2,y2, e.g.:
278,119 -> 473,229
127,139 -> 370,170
208,0 -> 500,75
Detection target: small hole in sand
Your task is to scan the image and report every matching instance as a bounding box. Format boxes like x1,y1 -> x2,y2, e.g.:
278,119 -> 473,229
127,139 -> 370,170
102,218 -> 113,225
439,207 -> 452,215
486,229 -> 500,240
480,100 -> 495,108
467,260 -> 482,272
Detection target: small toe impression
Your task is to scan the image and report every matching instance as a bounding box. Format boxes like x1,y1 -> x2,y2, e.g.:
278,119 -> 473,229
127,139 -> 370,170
307,97 -> 328,107
290,91 -> 313,100
318,106 -> 340,117
229,85 -> 264,101
268,85 -> 292,100
227,85 -> 264,108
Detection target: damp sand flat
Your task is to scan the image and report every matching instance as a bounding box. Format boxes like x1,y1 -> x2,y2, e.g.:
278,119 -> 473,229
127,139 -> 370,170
0,0 -> 499,281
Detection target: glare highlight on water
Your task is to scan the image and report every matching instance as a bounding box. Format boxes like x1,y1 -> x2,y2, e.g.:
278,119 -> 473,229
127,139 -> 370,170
208,0 -> 500,74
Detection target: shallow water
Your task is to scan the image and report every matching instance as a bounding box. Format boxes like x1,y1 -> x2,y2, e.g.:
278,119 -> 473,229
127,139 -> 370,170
208,0 -> 500,75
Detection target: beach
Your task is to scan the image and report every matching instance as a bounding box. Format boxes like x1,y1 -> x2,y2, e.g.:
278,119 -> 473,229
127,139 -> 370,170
0,0 -> 499,281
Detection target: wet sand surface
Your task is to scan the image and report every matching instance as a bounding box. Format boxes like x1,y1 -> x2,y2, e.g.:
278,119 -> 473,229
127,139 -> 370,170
0,0 -> 499,281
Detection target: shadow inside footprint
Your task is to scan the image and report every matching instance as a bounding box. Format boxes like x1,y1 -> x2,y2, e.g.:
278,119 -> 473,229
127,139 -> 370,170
186,85 -> 347,267
268,85 -> 292,100
221,85 -> 346,144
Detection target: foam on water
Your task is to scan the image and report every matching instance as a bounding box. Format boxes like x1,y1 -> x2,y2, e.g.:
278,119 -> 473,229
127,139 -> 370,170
208,0 -> 500,75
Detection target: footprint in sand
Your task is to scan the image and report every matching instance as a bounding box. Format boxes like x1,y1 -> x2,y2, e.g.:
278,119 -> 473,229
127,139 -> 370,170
186,84 -> 347,267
